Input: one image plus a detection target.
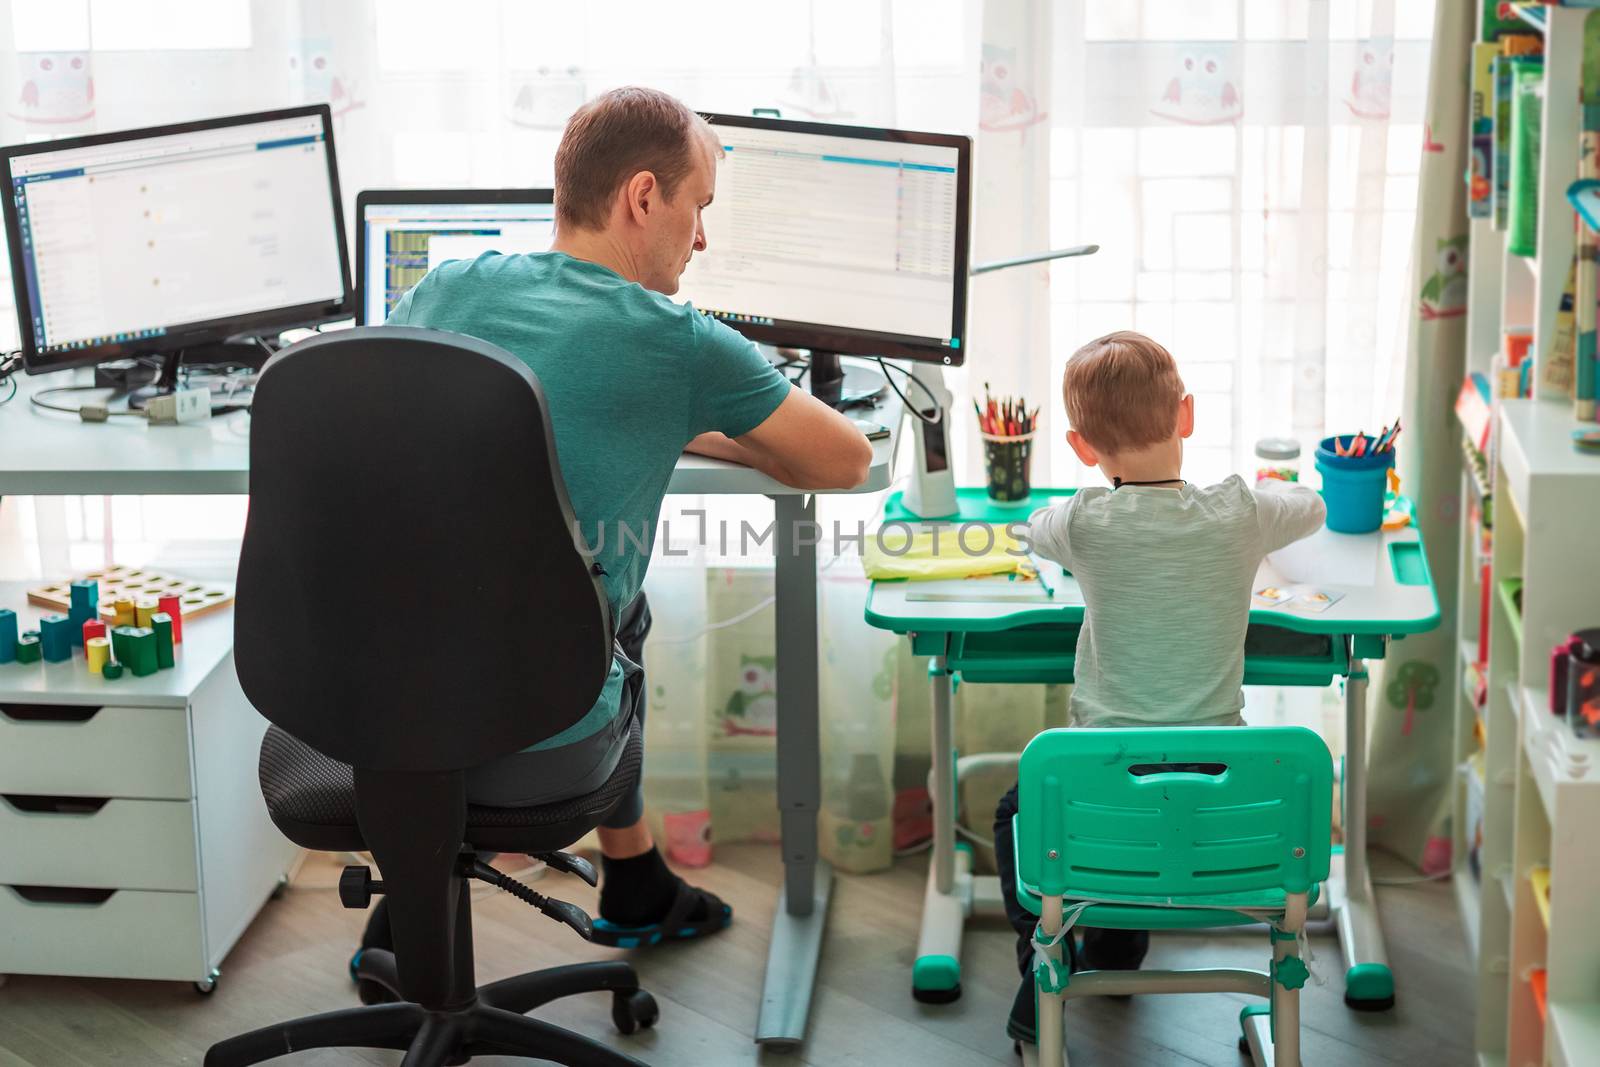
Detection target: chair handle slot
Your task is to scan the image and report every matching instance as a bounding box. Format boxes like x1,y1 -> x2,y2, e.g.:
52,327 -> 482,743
1128,762 -> 1227,778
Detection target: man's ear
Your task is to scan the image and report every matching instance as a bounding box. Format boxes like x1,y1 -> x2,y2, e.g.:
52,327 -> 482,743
1176,394 -> 1195,440
623,170 -> 657,226
1066,428 -> 1099,467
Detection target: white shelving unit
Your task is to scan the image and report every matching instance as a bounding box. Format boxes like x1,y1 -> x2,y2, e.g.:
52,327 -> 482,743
1454,7 -> 1600,1065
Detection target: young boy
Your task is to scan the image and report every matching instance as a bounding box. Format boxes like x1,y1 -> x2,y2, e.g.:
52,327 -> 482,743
993,330 -> 1326,1047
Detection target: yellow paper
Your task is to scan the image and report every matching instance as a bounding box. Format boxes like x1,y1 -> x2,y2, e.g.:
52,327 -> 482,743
861,523 -> 1026,581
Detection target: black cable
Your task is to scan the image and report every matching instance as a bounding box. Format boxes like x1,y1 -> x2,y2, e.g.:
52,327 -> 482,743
874,357 -> 942,425
0,374 -> 15,407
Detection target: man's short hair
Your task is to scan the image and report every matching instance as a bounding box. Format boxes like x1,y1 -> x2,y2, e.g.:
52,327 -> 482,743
1062,330 -> 1186,454
554,86 -> 712,231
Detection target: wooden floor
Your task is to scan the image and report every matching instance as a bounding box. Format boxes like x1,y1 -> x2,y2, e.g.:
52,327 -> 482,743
0,845 -> 1474,1066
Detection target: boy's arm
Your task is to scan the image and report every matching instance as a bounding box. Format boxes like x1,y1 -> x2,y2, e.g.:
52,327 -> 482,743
1254,484 -> 1327,553
1025,498 -> 1077,568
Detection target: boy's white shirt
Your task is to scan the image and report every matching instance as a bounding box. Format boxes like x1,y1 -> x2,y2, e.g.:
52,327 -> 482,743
1027,475 -> 1327,728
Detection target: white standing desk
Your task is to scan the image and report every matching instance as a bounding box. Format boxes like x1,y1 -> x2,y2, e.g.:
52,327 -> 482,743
0,360 -> 906,1049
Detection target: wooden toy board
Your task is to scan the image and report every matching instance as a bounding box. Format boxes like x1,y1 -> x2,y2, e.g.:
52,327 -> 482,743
27,565 -> 233,621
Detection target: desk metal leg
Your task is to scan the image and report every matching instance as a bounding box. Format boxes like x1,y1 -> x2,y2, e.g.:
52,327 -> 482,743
914,656 -> 971,1002
1335,657 -> 1393,1010
756,493 -> 834,1049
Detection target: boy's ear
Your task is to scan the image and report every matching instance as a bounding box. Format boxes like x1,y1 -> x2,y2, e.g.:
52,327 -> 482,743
1176,394 -> 1195,440
1066,428 -> 1099,467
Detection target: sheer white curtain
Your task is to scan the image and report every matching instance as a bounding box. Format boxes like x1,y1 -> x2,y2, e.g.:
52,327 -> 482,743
0,0 -> 1441,870
1044,0 -> 1434,486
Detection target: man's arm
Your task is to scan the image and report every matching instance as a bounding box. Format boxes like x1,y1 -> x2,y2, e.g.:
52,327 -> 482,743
687,387 -> 872,490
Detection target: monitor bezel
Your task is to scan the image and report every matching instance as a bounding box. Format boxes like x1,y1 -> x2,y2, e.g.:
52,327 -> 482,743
354,187 -> 556,326
694,112 -> 971,368
2,103 -> 352,376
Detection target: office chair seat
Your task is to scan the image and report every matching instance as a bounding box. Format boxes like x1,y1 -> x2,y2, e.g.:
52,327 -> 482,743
258,720 -> 643,855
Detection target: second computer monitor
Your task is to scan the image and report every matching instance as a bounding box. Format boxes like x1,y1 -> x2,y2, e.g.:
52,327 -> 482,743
355,189 -> 556,325
678,114 -> 971,367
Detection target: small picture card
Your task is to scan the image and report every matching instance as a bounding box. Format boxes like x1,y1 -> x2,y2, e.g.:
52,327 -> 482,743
1253,585 -> 1294,607
1295,589 -> 1346,613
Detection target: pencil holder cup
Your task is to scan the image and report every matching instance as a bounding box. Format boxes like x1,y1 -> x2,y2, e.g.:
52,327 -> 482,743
982,431 -> 1036,503
1315,435 -> 1394,534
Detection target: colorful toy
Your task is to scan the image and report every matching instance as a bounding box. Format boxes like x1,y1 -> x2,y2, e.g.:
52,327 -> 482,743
67,579 -> 98,645
0,607 -> 15,663
85,635 -> 109,674
39,614 -> 74,662
28,565 -> 232,624
112,626 -> 158,677
136,597 -> 159,628
82,618 -> 106,645
152,612 -> 175,670
101,661 -> 123,679
158,594 -> 184,642
16,631 -> 41,663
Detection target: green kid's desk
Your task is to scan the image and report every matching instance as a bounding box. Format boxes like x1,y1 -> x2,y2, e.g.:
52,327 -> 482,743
863,487 -> 1440,1013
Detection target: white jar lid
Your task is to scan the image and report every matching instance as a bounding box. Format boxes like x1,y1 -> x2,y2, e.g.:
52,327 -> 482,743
1255,437 -> 1301,461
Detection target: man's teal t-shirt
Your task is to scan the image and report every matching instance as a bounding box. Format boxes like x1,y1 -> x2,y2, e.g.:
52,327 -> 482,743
386,251 -> 791,749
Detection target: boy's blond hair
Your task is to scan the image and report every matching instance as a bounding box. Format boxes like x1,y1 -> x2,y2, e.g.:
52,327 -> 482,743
1062,330 -> 1186,454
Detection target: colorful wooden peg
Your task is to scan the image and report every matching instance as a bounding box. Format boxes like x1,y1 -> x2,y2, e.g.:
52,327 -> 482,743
86,636 -> 110,674
0,608 -> 16,664
101,661 -> 123,679
135,597 -> 159,629
151,612 -> 175,670
40,614 -> 74,662
16,631 -> 42,663
157,595 -> 183,643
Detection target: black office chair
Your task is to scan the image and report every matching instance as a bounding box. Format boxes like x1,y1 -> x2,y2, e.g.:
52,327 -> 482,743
206,327 -> 657,1067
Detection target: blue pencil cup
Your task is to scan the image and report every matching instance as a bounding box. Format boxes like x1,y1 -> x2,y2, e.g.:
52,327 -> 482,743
1315,436 -> 1393,533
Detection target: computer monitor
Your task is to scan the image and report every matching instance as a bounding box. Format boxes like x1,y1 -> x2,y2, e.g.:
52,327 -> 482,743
678,113 -> 971,404
1,104 -> 351,378
355,189 -> 556,325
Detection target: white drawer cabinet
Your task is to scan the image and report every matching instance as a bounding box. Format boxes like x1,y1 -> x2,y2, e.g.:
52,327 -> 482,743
0,586 -> 300,990
0,703 -> 191,799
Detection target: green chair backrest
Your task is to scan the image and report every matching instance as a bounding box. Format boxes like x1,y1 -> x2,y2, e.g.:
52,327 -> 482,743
1016,726 -> 1332,900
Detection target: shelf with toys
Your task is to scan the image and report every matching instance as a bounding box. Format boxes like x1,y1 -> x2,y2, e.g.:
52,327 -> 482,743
1455,6 -> 1600,1065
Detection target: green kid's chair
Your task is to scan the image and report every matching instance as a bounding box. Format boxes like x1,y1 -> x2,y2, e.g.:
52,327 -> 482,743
1012,726 -> 1332,1067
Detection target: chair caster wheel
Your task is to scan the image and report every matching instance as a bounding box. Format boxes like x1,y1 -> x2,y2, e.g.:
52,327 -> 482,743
1237,1035 -> 1249,1055
612,988 -> 659,1035
270,874 -> 289,901
194,971 -> 219,995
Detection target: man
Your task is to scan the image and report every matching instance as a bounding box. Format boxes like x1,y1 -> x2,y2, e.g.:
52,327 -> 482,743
354,87 -> 871,972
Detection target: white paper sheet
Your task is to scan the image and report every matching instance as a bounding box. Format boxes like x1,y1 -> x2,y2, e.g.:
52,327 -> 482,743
1266,528 -> 1379,588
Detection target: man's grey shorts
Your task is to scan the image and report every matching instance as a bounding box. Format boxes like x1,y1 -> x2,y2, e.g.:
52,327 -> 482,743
464,594 -> 651,829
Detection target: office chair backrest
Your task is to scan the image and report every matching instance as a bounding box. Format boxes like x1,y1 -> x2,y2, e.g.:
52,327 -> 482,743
235,326 -> 613,772
1016,726 -> 1332,901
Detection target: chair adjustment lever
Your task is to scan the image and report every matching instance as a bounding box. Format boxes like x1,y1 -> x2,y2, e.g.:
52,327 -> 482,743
338,865 -> 385,910
534,850 -> 598,887
468,860 -> 595,941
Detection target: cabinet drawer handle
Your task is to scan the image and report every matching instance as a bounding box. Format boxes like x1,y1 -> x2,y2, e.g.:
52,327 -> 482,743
9,885 -> 117,905
2,795 -> 112,815
0,704 -> 104,724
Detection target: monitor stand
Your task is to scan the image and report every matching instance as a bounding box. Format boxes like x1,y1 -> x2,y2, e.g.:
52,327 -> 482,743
125,341 -> 269,410
808,351 -> 887,410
